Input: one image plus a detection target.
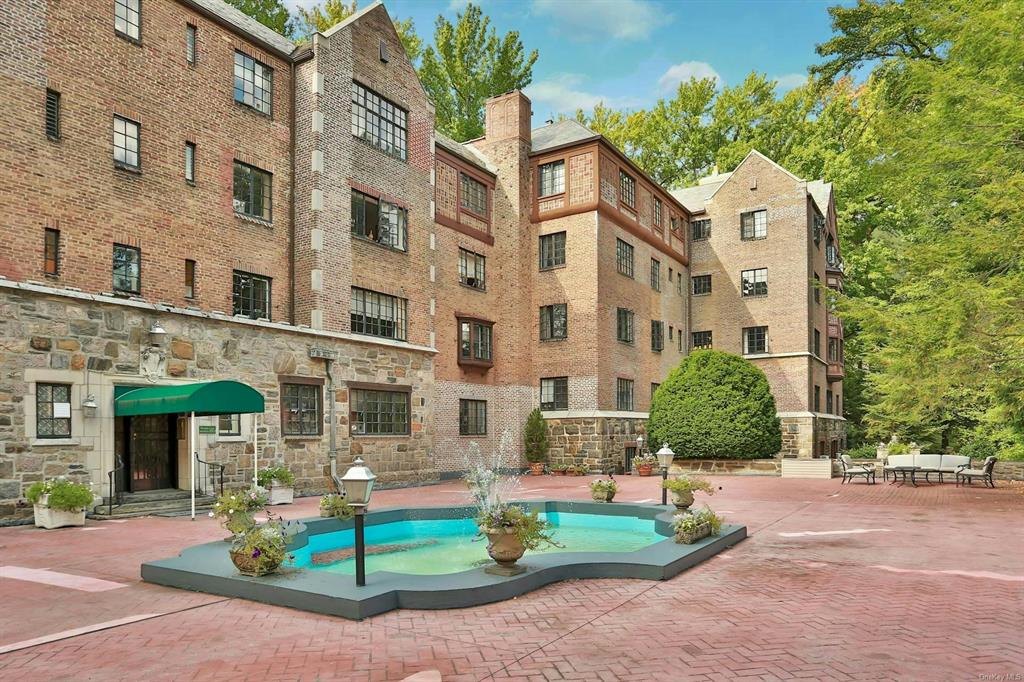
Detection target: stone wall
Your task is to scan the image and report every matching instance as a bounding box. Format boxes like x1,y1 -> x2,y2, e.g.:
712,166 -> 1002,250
545,415 -> 646,472
668,459 -> 782,476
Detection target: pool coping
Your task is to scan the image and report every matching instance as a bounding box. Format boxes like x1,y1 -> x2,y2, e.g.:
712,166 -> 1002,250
141,500 -> 746,620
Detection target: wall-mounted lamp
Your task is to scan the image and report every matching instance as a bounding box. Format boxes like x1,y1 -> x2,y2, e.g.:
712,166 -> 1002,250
82,394 -> 98,417
149,322 -> 167,346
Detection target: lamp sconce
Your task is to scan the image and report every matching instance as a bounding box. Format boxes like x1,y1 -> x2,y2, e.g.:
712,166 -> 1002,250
82,394 -> 98,417
148,322 -> 167,346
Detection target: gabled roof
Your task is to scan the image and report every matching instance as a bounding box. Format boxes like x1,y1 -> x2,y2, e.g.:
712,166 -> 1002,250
188,0 -> 296,56
807,180 -> 833,216
321,0 -> 382,37
531,120 -> 600,154
435,131 -> 498,175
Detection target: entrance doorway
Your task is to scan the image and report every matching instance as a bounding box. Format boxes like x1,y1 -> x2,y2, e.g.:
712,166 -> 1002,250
115,413 -> 178,492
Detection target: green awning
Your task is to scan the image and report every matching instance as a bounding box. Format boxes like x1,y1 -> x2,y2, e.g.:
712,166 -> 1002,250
114,381 -> 265,417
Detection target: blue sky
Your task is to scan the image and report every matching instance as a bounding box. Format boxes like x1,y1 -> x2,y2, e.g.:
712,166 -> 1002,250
287,0 -> 848,125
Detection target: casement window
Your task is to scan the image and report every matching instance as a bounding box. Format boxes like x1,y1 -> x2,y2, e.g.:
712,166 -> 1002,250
36,383 -> 72,439
676,273 -> 684,296
651,383 -> 660,399
814,273 -> 821,303
232,270 -> 271,319
44,228 -> 59,276
45,89 -> 60,140
650,258 -> 661,291
741,268 -> 768,297
651,320 -> 664,352
351,388 -> 409,435
459,399 -> 487,436
741,209 -> 767,240
115,0 -> 141,41
616,238 -> 634,278
232,161 -> 272,221
458,319 -> 493,365
616,378 -> 634,411
539,232 -> 566,269
668,268 -> 673,282
826,234 -> 839,266
112,244 -> 141,294
351,81 -> 407,160
113,115 -> 140,169
826,389 -> 833,414
539,303 -> 567,340
668,326 -> 673,341
814,329 -> 821,357
692,274 -> 711,296
814,385 -> 821,412
184,259 -> 196,298
184,142 -> 195,183
813,211 -> 825,246
460,173 -> 488,217
616,308 -> 634,343
186,24 -> 197,65
677,332 -> 683,352
692,330 -> 713,350
654,198 -> 662,228
538,160 -> 564,196
233,51 -> 273,115
691,219 -> 711,241
350,287 -> 407,341
218,413 -> 240,436
281,382 -> 322,436
828,337 -> 842,363
619,171 -> 636,208
743,326 -> 768,354
458,248 -> 486,290
540,377 -> 568,411
351,190 -> 407,251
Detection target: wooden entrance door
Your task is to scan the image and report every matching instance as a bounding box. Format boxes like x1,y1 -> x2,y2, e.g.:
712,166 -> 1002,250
129,414 -> 176,491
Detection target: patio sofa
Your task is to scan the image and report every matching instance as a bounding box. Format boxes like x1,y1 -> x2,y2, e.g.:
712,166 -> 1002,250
882,454 -> 971,484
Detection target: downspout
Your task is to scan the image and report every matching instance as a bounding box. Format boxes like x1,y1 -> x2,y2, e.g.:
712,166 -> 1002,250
288,56 -> 297,325
325,357 -> 338,481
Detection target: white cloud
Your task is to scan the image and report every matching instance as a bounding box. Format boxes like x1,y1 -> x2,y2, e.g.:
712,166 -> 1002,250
532,0 -> 661,42
773,72 -> 808,92
656,61 -> 722,94
525,73 -> 640,116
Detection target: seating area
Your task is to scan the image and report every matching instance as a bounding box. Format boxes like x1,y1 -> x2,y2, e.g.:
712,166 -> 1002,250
841,452 -> 1001,488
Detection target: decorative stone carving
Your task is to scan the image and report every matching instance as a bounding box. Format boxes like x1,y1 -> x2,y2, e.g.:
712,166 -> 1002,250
139,346 -> 166,382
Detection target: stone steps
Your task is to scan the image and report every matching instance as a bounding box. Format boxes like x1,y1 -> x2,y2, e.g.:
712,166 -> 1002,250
90,490 -> 216,519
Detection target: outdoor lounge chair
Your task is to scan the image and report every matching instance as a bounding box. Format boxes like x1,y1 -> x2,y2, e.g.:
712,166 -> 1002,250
839,454 -> 875,484
955,456 -> 998,488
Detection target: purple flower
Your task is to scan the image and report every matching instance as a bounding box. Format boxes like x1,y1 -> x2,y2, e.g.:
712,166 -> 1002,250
251,548 -> 262,558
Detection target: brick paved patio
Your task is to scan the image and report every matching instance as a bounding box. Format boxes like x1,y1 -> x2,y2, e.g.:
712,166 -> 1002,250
1,475 -> 1022,681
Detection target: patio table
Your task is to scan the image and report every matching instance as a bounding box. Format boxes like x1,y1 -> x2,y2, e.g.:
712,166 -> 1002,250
889,466 -> 919,487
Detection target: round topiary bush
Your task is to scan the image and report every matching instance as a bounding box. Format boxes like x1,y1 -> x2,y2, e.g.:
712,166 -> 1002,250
648,350 -> 782,459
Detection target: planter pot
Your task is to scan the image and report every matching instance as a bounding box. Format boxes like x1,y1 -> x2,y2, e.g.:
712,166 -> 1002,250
267,482 -> 294,506
229,548 -> 283,576
320,509 -> 332,517
637,465 -> 653,477
33,500 -> 86,529
591,489 -> 615,503
528,462 -> 545,476
670,490 -> 695,510
480,526 -> 527,576
566,470 -> 579,477
675,522 -> 711,545
552,470 -> 566,477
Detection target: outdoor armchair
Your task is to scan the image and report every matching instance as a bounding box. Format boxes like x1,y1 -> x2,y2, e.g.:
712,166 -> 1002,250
955,456 -> 998,488
840,454 -> 876,484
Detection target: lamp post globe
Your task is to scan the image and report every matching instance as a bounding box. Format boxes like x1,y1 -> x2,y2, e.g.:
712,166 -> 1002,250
340,457 -> 376,587
655,443 -> 675,506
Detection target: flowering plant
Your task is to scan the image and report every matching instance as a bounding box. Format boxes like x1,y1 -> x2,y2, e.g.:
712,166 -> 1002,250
210,488 -> 267,535
319,493 -> 354,520
256,465 -> 295,487
476,505 -> 561,551
673,506 -> 723,536
634,453 -> 658,467
26,477 -> 94,511
661,476 -> 715,495
589,479 -> 618,494
230,513 -> 300,575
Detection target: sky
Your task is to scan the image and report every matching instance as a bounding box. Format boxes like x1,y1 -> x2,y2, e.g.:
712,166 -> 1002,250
286,0 -> 849,126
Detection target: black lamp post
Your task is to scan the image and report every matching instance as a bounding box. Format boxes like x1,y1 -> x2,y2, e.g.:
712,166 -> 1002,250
340,456 -> 376,587
656,443 -> 675,506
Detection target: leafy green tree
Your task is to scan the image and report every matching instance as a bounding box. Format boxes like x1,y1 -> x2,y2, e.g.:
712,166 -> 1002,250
292,0 -> 423,60
523,408 -> 549,464
225,0 -> 293,37
418,3 -> 538,141
648,351 -> 782,459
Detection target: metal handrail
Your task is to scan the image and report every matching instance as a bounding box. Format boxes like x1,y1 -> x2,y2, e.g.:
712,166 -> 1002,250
107,454 -> 125,516
194,454 -> 225,497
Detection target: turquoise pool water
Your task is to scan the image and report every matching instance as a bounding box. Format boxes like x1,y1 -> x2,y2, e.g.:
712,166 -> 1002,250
289,512 -> 666,575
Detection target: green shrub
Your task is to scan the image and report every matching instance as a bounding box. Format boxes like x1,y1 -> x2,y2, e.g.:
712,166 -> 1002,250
959,435 -> 997,461
589,479 -> 617,494
26,478 -> 94,511
845,444 -> 877,460
523,408 -> 549,464
661,476 -> 715,495
887,442 -> 911,455
256,465 -> 295,487
319,493 -> 354,520
648,350 -> 782,459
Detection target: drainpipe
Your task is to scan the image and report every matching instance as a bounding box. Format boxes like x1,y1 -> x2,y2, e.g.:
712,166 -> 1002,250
325,357 -> 338,480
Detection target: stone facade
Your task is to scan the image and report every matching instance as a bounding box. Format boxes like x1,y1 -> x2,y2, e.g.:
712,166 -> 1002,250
545,415 -> 647,473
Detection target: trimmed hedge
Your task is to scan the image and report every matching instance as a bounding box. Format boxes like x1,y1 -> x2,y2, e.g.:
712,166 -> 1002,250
648,350 -> 782,459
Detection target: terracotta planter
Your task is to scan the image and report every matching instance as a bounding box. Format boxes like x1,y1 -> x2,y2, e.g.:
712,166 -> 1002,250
229,548 -> 282,576
480,526 -> 526,576
591,489 -> 615,503
637,465 -> 653,477
670,490 -> 695,510
528,462 -> 545,476
33,497 -> 86,529
552,469 -> 566,477
566,470 -> 579,477
267,482 -> 294,506
675,522 -> 711,545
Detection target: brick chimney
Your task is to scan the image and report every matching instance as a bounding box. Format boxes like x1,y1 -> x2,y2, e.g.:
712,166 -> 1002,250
483,90 -> 532,145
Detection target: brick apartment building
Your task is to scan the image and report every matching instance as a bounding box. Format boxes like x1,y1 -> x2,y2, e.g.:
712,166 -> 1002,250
0,0 -> 842,520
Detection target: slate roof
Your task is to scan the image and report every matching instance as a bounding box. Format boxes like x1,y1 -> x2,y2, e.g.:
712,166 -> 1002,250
435,131 -> 498,174
189,0 -> 296,55
530,120 -> 600,153
670,179 -> 727,213
807,180 -> 833,215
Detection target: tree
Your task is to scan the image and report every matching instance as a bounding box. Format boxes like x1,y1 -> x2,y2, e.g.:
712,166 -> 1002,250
418,3 -> 538,141
648,351 -> 782,459
523,408 -> 549,464
224,0 -> 292,37
292,0 -> 423,61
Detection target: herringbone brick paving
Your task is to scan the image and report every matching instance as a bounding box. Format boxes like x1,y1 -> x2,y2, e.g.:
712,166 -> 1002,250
0,476 -> 1021,681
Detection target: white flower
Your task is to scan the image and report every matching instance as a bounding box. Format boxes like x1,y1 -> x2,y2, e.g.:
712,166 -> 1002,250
208,511 -> 215,517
